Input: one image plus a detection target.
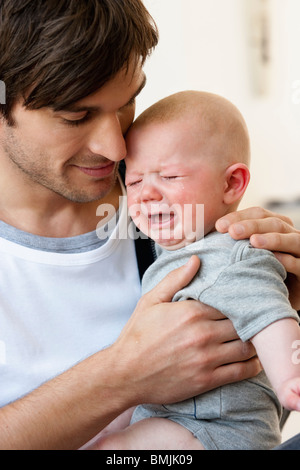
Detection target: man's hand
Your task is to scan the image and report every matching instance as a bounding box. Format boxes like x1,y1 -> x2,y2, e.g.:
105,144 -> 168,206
216,206 -> 300,310
113,255 -> 260,407
0,256 -> 259,451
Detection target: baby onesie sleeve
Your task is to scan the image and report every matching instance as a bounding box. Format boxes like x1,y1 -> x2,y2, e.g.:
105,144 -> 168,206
199,243 -> 299,342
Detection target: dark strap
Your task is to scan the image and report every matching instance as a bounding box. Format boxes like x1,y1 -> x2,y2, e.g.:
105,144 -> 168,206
134,234 -> 155,280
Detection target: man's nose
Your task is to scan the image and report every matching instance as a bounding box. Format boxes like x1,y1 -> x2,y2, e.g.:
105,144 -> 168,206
87,113 -> 127,162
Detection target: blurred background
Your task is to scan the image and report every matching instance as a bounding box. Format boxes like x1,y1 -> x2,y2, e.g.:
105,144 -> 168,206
139,0 -> 300,444
138,0 -> 300,229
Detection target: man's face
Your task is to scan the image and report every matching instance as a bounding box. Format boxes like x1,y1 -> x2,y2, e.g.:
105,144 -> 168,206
0,61 -> 146,203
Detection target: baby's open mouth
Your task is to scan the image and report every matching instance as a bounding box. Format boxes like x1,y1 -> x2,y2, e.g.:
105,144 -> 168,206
148,211 -> 175,227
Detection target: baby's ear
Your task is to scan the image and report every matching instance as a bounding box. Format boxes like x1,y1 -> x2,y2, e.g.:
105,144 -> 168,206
223,163 -> 250,205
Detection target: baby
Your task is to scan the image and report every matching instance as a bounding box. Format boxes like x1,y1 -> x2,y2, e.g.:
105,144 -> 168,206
94,91 -> 300,450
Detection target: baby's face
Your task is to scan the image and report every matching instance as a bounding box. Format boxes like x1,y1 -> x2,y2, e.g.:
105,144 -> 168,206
125,119 -> 227,250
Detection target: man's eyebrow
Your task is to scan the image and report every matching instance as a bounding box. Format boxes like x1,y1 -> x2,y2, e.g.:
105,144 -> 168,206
57,75 -> 147,114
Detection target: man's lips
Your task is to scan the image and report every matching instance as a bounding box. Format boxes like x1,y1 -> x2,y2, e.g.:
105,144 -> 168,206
75,162 -> 115,178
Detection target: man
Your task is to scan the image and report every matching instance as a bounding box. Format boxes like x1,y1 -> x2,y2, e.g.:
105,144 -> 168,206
0,0 -> 299,449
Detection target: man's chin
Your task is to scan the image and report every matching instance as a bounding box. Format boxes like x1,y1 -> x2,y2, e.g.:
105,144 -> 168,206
54,175 -> 119,204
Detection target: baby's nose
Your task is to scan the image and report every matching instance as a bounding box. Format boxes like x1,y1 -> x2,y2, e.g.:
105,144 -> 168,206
140,181 -> 163,203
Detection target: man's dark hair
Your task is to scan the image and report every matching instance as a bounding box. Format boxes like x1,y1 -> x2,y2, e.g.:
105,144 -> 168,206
0,0 -> 158,121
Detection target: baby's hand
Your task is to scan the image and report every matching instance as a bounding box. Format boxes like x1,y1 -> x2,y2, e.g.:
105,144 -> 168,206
278,377 -> 300,411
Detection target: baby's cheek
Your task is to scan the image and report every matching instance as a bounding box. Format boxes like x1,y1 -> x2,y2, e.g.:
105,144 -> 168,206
127,200 -> 146,232
126,190 -> 137,211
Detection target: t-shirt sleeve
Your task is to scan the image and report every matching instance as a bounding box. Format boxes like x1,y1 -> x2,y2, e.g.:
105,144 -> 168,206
199,244 -> 299,342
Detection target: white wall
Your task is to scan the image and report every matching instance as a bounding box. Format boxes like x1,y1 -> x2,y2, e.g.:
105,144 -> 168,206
138,0 -> 300,217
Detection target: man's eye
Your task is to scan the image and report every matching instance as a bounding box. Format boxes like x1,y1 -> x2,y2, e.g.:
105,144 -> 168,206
124,97 -> 136,109
61,113 -> 91,127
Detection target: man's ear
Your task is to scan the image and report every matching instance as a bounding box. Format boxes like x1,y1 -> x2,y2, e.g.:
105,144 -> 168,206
223,163 -> 250,205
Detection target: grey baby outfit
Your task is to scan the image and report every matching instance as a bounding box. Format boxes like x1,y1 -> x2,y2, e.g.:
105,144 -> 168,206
130,232 -> 299,450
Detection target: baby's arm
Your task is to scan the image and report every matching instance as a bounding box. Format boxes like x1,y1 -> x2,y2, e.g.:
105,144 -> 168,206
251,318 -> 300,411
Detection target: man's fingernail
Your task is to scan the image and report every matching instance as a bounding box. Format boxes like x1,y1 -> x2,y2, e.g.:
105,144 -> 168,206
185,256 -> 194,267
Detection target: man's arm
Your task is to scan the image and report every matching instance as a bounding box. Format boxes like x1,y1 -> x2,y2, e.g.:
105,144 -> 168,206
216,206 -> 300,310
0,256 -> 259,450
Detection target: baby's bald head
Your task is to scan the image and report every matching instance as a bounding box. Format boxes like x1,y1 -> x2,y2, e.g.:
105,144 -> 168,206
129,91 -> 250,168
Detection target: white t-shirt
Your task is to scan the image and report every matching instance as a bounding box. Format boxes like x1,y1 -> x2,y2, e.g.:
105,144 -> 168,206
0,187 -> 141,406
